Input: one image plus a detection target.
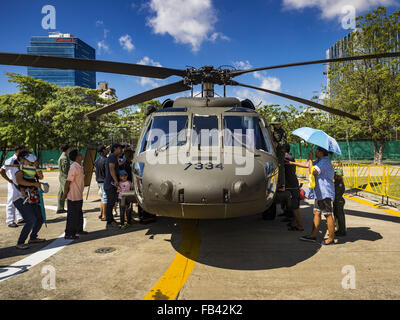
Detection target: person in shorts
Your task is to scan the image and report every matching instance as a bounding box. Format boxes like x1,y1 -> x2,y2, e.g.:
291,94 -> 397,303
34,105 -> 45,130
289,146 -> 335,245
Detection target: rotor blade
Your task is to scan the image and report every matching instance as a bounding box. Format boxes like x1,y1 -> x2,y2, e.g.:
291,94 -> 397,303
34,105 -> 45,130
231,81 -> 360,120
0,52 -> 186,79
231,51 -> 400,77
86,80 -> 191,120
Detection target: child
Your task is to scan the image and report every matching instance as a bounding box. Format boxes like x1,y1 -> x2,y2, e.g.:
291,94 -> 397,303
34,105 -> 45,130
334,168 -> 346,236
16,153 -> 40,204
118,170 -> 132,229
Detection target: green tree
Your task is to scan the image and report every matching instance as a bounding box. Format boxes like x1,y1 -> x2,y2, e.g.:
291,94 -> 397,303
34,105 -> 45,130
0,73 -> 112,154
0,73 -> 56,154
327,7 -> 400,164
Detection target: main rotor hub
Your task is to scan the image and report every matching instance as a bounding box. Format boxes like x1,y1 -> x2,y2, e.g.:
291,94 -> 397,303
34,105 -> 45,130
184,66 -> 232,86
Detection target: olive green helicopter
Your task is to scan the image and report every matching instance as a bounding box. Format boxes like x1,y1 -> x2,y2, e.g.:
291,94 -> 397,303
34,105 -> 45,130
0,50 -> 398,219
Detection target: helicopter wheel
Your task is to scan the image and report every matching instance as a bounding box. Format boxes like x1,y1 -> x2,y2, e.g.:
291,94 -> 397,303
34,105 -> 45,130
138,205 -> 157,224
262,203 -> 276,220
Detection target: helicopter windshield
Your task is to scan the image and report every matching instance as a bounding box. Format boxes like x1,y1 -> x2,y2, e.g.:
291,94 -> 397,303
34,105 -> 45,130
140,115 -> 188,152
223,116 -> 271,152
191,115 -> 219,147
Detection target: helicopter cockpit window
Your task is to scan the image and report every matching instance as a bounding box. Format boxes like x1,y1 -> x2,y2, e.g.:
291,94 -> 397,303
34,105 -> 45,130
141,115 -> 188,151
191,115 -> 219,147
223,116 -> 270,152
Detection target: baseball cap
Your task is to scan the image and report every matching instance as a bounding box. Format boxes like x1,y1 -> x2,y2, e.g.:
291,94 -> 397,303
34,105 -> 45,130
120,170 -> 128,176
23,153 -> 37,163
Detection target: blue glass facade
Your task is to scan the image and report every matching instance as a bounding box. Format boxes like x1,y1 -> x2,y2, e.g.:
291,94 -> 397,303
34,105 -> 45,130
27,35 -> 96,88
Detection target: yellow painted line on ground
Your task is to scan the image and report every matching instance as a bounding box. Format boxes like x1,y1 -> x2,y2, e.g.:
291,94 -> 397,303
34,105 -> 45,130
143,219 -> 200,300
299,178 -> 400,218
343,194 -> 400,218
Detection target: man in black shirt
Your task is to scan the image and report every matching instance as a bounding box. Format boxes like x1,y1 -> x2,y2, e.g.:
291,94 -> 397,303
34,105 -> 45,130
94,145 -> 108,221
284,145 -> 304,231
104,144 -> 123,229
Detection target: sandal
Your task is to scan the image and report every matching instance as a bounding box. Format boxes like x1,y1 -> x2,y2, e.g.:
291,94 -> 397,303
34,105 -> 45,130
321,240 -> 335,246
288,225 -> 304,231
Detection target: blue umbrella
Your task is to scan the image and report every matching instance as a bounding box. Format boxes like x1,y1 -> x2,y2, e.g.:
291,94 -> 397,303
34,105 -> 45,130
292,127 -> 342,155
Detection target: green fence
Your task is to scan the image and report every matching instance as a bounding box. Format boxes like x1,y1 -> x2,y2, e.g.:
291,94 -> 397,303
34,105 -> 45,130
290,140 -> 400,160
0,149 -> 90,168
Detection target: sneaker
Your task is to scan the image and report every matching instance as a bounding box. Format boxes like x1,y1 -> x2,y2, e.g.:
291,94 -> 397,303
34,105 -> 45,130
16,243 -> 30,250
120,224 -> 130,230
56,209 -> 67,214
299,235 -> 317,243
28,238 -> 46,244
8,223 -> 19,228
17,220 -> 26,225
64,235 -> 79,240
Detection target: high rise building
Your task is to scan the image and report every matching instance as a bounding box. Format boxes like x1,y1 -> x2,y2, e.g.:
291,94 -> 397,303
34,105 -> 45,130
27,32 -> 96,88
326,31 -> 400,92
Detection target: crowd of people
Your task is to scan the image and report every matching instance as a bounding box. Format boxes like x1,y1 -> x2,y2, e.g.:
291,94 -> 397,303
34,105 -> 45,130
0,143 -> 142,249
1,123 -> 347,249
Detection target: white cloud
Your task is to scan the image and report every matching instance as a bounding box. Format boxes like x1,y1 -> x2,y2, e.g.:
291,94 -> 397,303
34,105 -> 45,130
97,40 -> 110,54
233,68 -> 282,106
282,0 -> 398,19
146,0 -> 224,51
253,72 -> 282,92
104,29 -> 110,39
233,60 -> 253,70
137,56 -> 163,88
137,56 -> 162,67
96,20 -> 104,27
119,34 -> 135,52
139,77 -> 160,88
235,88 -> 270,107
209,32 -> 230,42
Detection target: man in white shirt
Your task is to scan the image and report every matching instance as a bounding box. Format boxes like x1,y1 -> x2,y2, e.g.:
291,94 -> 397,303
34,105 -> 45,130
0,146 -> 26,227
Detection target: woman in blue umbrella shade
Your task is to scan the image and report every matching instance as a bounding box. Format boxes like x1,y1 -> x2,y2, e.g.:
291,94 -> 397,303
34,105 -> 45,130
288,146 -> 336,245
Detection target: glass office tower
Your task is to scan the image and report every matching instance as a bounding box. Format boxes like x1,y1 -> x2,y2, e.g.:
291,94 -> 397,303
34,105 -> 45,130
27,33 -> 96,88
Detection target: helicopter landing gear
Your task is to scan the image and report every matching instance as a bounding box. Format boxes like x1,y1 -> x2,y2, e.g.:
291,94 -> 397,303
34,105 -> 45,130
262,203 -> 276,220
138,205 -> 157,224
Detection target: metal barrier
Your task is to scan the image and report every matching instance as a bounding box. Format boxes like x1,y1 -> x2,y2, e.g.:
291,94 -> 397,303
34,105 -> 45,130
294,160 -> 400,201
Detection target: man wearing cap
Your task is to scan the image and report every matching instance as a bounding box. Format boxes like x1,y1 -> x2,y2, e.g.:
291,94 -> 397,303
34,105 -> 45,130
57,144 -> 70,214
290,147 -> 335,245
334,168 -> 346,236
0,145 -> 25,227
104,144 -> 123,229
270,117 -> 288,190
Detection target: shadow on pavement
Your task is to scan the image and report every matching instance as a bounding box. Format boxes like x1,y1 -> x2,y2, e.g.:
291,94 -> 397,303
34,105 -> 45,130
171,214 -> 322,271
345,208 -> 400,224
336,227 -> 383,244
170,207 -> 385,271
0,217 -> 179,261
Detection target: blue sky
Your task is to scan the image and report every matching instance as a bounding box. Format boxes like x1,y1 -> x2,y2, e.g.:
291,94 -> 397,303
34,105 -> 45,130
1,0 -> 399,109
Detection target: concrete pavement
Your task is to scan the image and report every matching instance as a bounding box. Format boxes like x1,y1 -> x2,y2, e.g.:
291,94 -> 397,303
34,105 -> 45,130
0,172 -> 399,300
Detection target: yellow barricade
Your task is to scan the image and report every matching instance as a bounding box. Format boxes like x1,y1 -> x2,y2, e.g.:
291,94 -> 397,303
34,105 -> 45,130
294,159 -> 400,201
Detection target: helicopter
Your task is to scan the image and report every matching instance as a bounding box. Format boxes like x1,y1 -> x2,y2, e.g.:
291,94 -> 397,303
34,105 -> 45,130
0,50 -> 399,219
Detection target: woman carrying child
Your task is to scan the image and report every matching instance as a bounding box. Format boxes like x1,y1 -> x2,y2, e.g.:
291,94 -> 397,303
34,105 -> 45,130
13,151 -> 46,249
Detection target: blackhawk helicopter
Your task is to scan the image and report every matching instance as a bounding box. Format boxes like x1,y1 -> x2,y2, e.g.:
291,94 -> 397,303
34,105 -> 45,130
0,50 -> 399,219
